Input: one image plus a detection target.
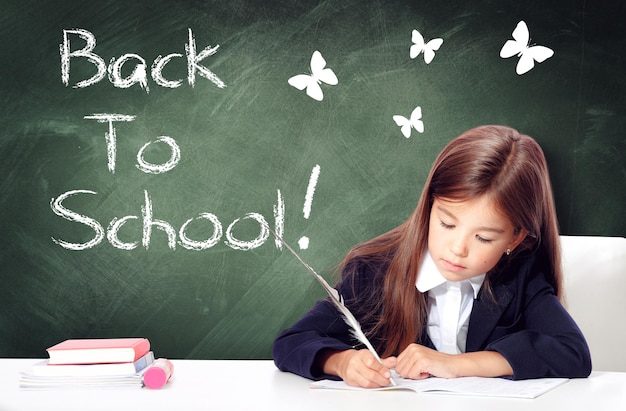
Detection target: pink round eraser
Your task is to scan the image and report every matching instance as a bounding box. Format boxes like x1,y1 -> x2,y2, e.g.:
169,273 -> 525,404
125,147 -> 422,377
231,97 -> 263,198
143,359 -> 173,389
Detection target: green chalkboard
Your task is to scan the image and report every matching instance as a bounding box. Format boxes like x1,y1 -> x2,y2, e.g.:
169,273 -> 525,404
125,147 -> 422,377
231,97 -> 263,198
1,0 -> 624,359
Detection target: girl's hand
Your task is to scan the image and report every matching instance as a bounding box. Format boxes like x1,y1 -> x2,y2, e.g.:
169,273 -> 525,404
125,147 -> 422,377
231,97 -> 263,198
321,349 -> 396,388
395,343 -> 459,379
394,344 -> 514,379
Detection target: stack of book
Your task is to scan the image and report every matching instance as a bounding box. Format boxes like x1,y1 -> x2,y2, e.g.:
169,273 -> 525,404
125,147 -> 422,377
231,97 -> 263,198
20,338 -> 154,389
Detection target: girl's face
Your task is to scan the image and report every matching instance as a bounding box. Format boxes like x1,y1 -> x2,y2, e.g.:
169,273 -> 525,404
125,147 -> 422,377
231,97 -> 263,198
427,195 -> 526,282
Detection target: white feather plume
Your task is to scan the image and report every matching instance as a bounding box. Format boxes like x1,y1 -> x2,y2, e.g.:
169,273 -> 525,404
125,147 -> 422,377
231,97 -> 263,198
265,224 -> 395,385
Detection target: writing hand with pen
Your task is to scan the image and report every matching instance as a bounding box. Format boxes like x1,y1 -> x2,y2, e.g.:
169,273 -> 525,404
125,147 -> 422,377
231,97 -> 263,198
318,343 -> 513,388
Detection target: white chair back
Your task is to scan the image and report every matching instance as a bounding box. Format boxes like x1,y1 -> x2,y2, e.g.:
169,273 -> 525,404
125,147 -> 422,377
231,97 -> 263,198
560,235 -> 626,372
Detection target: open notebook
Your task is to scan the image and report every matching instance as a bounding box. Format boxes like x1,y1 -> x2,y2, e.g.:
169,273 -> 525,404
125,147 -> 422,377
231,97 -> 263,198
311,373 -> 568,399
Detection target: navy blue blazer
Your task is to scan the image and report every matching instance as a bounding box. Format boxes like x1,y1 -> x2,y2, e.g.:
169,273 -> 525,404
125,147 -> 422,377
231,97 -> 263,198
272,249 -> 592,381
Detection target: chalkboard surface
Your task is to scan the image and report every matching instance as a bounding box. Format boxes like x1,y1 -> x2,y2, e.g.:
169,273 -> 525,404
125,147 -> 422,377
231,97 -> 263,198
1,0 -> 624,359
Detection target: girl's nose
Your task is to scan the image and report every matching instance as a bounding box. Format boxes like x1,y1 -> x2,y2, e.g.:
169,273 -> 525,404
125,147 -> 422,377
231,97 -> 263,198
450,236 -> 469,257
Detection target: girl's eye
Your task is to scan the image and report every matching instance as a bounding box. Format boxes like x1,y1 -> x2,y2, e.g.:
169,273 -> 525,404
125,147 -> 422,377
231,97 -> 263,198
439,221 -> 454,229
476,235 -> 493,244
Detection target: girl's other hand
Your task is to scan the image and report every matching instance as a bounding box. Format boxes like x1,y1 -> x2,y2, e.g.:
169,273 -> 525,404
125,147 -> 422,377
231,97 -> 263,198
395,343 -> 458,379
395,344 -> 514,379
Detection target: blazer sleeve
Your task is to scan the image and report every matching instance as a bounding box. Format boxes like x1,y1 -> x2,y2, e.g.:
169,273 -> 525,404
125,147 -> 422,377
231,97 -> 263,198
272,261 -> 381,381
272,299 -> 353,380
482,256 -> 592,380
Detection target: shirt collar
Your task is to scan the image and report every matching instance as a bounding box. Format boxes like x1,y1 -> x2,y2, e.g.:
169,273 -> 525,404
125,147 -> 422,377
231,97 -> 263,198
415,252 -> 485,298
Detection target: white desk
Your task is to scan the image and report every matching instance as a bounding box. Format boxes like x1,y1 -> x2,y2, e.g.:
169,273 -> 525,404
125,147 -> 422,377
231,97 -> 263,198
1,359 -> 624,410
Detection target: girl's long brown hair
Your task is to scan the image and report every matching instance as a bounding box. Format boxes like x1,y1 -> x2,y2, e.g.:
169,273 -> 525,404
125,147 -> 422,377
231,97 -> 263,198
340,125 -> 562,357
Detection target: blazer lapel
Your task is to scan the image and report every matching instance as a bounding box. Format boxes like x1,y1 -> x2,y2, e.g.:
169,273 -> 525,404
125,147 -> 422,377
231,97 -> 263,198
466,282 -> 514,352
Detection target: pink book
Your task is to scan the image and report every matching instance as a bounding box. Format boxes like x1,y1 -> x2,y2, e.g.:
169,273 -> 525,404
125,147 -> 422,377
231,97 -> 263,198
46,338 -> 150,365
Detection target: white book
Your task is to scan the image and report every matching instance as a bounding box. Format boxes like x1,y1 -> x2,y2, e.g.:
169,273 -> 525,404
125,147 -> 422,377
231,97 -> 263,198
29,351 -> 154,377
19,373 -> 145,390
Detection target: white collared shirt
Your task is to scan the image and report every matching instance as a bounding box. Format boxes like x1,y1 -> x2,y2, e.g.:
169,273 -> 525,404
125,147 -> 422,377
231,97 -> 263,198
415,252 -> 485,354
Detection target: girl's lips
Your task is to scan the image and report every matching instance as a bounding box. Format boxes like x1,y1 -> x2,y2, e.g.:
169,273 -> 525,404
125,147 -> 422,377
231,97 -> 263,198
441,258 -> 466,272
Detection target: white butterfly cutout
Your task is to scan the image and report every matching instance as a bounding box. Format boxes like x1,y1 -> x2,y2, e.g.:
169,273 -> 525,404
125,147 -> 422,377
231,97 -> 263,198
410,29 -> 443,64
500,20 -> 554,75
393,106 -> 424,138
288,50 -> 338,101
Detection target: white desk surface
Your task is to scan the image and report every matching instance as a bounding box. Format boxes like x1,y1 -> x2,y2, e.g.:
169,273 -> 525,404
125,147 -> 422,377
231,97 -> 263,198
0,359 -> 624,411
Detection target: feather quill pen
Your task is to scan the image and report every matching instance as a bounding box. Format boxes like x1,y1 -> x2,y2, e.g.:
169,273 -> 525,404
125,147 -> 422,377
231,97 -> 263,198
264,223 -> 396,386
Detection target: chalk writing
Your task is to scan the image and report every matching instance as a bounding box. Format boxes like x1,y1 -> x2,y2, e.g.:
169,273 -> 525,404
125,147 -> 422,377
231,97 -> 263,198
299,164 -> 321,250
60,28 -> 225,92
83,114 -> 135,174
50,189 -> 286,251
52,28 -> 322,252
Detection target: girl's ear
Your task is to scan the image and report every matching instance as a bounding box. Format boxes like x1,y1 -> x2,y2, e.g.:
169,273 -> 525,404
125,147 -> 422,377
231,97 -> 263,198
508,228 -> 528,252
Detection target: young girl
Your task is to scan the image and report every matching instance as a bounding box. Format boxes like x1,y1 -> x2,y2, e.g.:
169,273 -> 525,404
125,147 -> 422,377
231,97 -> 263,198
272,125 -> 592,388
